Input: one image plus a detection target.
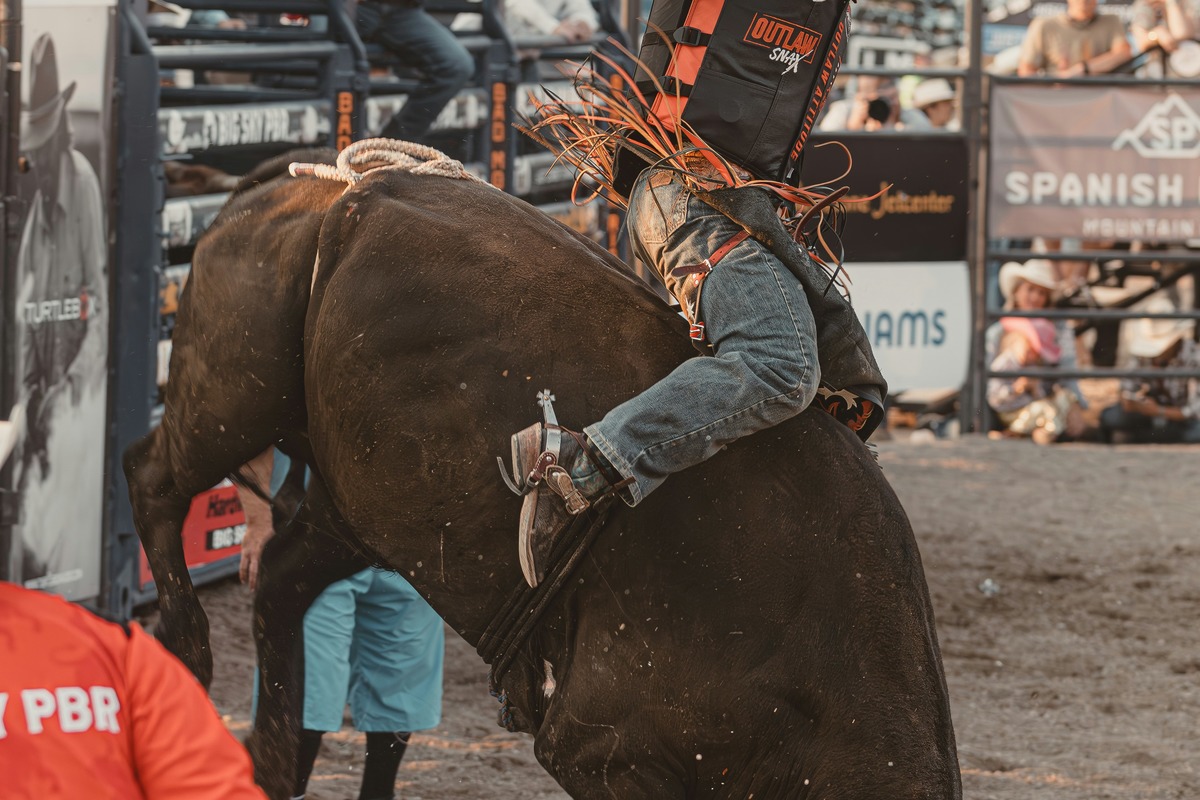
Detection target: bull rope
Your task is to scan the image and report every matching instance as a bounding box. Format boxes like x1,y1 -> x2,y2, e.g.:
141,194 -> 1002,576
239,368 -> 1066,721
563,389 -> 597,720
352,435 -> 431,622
289,139 -> 492,291
288,138 -> 491,186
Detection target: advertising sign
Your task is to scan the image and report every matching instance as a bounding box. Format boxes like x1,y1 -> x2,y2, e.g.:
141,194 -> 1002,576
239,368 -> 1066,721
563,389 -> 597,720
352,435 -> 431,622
160,101 -> 331,156
803,134 -> 969,263
5,0 -> 115,601
990,84 -> 1200,241
850,262 -> 972,394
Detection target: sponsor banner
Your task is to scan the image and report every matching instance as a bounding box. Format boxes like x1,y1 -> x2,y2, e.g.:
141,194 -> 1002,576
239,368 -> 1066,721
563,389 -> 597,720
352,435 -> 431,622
5,0 -> 116,600
163,193 -> 226,249
365,88 -> 489,136
514,152 -> 575,195
803,134 -> 969,262
849,262 -> 972,394
989,84 -> 1200,241
160,101 -> 331,156
138,482 -> 245,590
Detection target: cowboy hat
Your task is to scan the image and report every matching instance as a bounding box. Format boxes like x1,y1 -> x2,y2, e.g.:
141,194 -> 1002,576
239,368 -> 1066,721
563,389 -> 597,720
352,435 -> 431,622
1129,298 -> 1195,359
1000,316 -> 1062,364
912,78 -> 955,109
21,34 -> 77,151
1170,39 -> 1200,78
999,259 -> 1058,301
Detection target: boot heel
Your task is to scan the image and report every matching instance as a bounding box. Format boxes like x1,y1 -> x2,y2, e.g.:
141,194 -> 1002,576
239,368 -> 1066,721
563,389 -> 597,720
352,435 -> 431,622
508,422 -> 544,490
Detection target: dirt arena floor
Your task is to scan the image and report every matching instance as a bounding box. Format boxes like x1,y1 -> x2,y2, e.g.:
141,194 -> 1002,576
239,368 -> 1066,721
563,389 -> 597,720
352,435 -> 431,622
170,432 -> 1200,799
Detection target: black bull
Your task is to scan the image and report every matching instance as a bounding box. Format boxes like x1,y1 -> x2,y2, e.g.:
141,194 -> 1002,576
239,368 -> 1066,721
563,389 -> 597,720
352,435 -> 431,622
124,149 -> 961,799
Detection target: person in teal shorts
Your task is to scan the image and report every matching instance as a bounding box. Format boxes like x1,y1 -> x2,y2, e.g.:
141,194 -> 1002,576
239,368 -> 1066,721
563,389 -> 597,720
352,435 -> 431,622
240,451 -> 444,800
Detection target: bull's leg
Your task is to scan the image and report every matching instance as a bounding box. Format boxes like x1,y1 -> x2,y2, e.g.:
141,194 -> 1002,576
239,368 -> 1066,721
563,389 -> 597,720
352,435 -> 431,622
123,428 -> 214,685
246,475 -> 368,800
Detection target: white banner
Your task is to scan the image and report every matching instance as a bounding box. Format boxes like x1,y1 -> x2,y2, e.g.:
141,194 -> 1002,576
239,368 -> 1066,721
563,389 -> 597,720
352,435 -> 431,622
8,1 -> 115,601
849,262 -> 972,395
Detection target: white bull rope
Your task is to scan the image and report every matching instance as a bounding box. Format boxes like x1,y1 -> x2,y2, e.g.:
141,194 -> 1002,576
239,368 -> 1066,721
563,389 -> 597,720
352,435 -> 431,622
289,138 -> 494,292
288,137 -> 492,186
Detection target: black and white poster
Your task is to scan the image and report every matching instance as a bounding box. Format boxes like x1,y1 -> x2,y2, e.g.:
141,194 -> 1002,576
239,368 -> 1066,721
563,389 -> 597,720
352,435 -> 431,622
7,0 -> 114,601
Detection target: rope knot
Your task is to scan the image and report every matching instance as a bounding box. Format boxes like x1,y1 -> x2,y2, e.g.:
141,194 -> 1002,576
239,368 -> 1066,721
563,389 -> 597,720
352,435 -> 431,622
288,137 -> 491,187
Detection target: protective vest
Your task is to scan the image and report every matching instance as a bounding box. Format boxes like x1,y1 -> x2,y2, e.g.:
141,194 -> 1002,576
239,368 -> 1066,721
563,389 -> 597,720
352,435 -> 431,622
631,0 -> 851,185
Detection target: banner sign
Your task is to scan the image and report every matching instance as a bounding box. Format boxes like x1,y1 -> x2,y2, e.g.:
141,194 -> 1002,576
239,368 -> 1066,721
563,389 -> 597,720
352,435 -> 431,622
989,84 -> 1200,242
803,134 -> 969,262
849,261 -> 972,394
160,101 -> 332,156
5,0 -> 115,601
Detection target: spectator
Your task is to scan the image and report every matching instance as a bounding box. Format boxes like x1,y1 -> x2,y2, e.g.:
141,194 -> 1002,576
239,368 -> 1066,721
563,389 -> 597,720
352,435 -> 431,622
911,78 -> 958,130
986,317 -> 1084,444
238,452 -> 445,800
455,0 -> 598,43
502,0 -> 597,42
0,581 -> 267,799
1099,301 -> 1200,443
1017,0 -> 1132,77
986,260 -> 1089,439
357,0 -> 475,142
818,76 -> 930,131
1130,0 -> 1197,54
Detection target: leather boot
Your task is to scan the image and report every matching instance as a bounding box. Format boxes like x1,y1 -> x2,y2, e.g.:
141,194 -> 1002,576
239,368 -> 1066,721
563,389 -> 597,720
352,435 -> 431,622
508,423 -> 610,587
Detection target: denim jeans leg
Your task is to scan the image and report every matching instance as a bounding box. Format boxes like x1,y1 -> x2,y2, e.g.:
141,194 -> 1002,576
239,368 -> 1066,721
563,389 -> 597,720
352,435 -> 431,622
360,4 -> 475,140
586,172 -> 820,504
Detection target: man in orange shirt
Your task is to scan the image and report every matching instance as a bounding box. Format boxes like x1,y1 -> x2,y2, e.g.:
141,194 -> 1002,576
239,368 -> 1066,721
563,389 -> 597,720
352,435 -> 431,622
0,581 -> 266,799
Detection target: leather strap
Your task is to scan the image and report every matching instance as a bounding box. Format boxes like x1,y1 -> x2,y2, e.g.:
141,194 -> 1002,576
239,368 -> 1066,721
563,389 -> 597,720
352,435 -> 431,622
636,76 -> 692,97
641,27 -> 711,48
671,230 -> 750,278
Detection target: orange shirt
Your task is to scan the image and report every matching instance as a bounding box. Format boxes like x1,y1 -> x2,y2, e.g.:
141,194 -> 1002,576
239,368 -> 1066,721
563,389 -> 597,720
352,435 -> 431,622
0,582 -> 266,800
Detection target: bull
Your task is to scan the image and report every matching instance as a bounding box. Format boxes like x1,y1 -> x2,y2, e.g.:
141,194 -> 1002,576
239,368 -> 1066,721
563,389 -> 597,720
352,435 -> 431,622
124,148 -> 961,799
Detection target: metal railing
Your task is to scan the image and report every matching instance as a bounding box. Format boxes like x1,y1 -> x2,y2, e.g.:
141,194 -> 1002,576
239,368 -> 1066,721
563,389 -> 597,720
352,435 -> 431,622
966,69 -> 1200,432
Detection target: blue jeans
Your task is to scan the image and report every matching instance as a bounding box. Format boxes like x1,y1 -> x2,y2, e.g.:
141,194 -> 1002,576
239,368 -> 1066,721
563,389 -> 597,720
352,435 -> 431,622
1100,404 -> 1200,444
585,169 -> 821,504
357,3 -> 474,140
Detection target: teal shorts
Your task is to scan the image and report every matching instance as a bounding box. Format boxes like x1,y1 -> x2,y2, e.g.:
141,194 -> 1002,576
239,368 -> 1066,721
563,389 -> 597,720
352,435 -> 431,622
301,568 -> 444,733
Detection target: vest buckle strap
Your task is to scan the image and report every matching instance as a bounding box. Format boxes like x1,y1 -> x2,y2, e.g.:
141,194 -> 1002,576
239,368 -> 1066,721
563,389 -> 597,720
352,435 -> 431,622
640,27 -> 711,49
635,76 -> 694,97
672,26 -> 710,46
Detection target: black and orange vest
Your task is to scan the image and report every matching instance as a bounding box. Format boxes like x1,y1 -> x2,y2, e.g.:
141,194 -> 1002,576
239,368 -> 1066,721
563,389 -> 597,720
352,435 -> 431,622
629,0 -> 851,186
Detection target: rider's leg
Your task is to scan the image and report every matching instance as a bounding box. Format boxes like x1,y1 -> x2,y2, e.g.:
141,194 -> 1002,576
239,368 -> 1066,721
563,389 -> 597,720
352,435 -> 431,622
582,172 -> 820,505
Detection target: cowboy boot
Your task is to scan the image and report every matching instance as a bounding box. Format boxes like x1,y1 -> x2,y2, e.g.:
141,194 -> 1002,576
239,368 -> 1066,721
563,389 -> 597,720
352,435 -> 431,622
508,423 -> 612,588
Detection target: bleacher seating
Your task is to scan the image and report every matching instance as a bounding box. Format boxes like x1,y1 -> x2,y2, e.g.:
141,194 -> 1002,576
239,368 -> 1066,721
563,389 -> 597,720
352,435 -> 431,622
143,0 -> 628,395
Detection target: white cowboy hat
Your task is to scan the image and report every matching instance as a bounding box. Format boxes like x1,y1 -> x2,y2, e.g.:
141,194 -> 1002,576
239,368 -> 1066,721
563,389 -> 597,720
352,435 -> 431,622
1170,40 -> 1200,78
912,78 -> 955,109
1129,298 -> 1194,359
999,259 -> 1058,301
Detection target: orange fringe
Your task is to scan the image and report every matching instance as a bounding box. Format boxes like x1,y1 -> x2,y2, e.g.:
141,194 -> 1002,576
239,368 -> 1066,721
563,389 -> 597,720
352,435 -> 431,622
519,35 -> 885,297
